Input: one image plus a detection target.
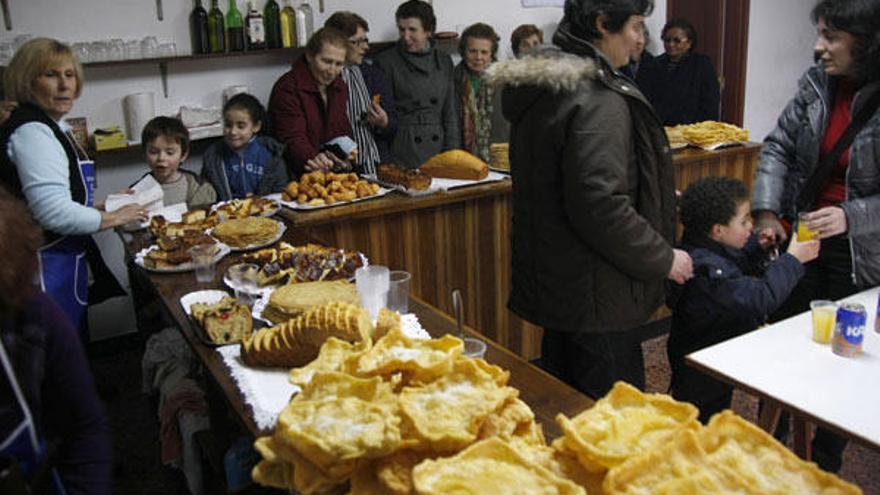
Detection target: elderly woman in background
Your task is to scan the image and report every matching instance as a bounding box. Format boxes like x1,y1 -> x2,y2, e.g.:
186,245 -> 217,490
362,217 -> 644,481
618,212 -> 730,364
376,0 -> 460,169
510,24 -> 543,58
324,11 -> 397,176
0,190 -> 112,495
641,18 -> 719,125
269,27 -> 353,175
454,22 -> 509,163
0,38 -> 145,337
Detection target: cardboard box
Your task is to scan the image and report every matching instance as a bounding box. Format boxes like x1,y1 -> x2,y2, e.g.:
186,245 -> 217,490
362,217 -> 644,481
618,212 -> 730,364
92,126 -> 128,151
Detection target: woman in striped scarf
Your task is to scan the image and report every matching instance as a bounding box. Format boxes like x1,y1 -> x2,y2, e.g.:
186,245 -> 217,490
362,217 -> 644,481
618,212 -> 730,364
324,11 -> 397,176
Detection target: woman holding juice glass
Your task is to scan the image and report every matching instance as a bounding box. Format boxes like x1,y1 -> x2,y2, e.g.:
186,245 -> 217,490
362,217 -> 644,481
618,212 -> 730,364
751,0 -> 880,473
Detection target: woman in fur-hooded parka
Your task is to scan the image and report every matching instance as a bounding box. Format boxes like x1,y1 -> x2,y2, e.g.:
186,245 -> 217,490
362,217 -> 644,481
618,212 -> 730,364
488,21 -> 678,335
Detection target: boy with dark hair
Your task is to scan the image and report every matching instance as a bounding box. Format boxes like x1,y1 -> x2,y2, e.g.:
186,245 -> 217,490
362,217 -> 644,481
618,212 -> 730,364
668,176 -> 819,422
140,116 -> 216,207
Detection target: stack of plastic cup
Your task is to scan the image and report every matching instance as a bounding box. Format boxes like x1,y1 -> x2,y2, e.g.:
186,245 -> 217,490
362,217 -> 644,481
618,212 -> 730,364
356,265 -> 389,320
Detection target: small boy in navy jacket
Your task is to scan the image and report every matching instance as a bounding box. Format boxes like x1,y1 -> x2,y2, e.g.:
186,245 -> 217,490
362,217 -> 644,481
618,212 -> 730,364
667,177 -> 819,422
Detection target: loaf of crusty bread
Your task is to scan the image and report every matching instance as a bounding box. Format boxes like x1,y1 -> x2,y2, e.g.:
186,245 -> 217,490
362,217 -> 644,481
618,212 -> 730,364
419,150 -> 489,180
377,163 -> 432,191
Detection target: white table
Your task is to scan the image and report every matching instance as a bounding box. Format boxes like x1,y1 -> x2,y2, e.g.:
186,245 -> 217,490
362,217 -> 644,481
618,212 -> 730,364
687,286 -> 880,459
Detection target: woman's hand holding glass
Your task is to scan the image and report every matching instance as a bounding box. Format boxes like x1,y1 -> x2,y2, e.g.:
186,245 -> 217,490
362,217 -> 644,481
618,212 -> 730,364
801,206 -> 848,239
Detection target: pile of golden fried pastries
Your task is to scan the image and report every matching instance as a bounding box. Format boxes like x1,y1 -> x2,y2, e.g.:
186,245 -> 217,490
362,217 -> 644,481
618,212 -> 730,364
669,120 -> 750,149
242,242 -> 366,286
242,300 -> 371,367
283,171 -> 381,207
250,328 -> 862,495
211,216 -> 279,249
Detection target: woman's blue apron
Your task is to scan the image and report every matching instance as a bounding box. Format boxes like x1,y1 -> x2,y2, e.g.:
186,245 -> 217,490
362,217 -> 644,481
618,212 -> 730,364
36,133 -> 95,338
0,337 -> 67,494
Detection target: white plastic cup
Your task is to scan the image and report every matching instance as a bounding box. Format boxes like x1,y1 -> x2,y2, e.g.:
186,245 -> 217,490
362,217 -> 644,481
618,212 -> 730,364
356,265 -> 389,320
228,263 -> 259,307
189,245 -> 217,283
462,337 -> 487,359
387,270 -> 411,314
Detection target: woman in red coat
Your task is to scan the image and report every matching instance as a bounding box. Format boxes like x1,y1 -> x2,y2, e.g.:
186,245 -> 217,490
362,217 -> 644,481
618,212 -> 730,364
269,28 -> 353,176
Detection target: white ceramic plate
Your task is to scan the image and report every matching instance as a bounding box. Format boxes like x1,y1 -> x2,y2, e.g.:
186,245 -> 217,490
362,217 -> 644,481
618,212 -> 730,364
179,289 -> 231,316
209,220 -> 286,252
134,243 -> 231,273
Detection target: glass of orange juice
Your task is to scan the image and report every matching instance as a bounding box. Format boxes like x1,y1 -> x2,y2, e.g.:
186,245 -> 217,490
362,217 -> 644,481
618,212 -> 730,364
810,300 -> 837,344
797,212 -> 817,241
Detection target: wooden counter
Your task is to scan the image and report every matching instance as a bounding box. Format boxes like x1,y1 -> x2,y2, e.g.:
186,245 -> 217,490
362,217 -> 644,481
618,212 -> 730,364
135,250 -> 593,439
278,143 -> 762,360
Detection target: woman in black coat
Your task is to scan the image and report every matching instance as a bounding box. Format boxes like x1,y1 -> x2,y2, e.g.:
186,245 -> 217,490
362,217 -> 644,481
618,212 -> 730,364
639,18 -> 720,125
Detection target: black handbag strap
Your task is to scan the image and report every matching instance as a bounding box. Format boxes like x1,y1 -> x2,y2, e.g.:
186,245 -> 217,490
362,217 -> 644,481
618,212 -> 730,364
796,87 -> 880,211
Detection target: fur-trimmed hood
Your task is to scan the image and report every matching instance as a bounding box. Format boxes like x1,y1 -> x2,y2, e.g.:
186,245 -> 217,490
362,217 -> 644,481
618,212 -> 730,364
486,46 -> 597,93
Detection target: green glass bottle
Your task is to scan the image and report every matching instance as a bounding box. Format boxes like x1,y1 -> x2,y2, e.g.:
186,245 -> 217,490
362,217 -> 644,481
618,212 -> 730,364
190,0 -> 209,55
226,0 -> 245,52
264,0 -> 281,49
207,0 -> 225,53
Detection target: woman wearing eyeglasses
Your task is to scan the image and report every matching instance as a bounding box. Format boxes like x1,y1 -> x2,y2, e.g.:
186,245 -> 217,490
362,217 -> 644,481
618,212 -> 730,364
641,18 -> 720,125
324,11 -> 397,176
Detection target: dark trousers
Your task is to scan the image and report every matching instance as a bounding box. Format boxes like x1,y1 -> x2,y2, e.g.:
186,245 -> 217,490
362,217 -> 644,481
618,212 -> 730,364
769,235 -> 854,472
540,327 -> 645,400
669,356 -> 732,424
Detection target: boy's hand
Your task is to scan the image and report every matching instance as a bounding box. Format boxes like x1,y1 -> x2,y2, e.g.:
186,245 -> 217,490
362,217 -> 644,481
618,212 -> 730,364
786,231 -> 820,264
757,227 -> 777,250
754,210 -> 787,245
667,248 -> 694,284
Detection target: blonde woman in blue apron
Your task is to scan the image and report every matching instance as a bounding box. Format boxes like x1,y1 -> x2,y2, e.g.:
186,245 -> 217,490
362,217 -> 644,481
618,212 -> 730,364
0,38 -> 147,338
0,191 -> 112,494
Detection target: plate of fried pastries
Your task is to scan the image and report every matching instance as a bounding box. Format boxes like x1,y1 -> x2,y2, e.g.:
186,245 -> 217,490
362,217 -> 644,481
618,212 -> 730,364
209,217 -> 286,251
211,196 -> 280,219
135,237 -> 231,273
272,171 -> 390,210
247,333 -> 862,495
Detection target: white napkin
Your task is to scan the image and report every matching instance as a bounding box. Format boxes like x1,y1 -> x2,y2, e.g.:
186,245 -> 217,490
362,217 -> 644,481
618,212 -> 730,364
105,174 -> 164,212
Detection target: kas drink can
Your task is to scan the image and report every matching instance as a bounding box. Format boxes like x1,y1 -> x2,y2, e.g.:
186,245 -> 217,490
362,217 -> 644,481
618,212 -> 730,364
832,302 -> 866,357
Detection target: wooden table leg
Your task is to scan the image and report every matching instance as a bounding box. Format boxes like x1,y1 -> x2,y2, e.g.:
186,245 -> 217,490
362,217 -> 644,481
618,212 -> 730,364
757,399 -> 782,433
792,415 -> 813,460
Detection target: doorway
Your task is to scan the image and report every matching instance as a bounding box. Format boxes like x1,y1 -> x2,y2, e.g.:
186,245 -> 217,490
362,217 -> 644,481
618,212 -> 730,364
667,0 -> 750,126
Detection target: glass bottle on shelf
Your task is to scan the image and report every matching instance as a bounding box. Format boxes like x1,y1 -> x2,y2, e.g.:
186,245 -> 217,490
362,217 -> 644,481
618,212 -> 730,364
264,0 -> 281,49
207,0 -> 226,53
293,0 -> 313,47
190,0 -> 209,55
245,1 -> 266,50
226,0 -> 245,52
280,0 -> 297,48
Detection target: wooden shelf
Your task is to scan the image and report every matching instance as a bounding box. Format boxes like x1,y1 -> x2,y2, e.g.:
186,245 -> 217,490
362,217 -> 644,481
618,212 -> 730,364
81,46 -> 302,70
92,133 -> 222,161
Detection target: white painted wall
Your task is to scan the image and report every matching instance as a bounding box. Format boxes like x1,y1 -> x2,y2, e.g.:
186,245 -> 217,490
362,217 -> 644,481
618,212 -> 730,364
742,0 -> 816,141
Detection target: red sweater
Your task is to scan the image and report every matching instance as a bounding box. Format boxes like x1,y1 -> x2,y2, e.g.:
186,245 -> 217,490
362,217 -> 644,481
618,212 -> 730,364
268,57 -> 352,176
816,78 -> 857,209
